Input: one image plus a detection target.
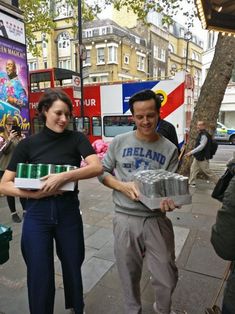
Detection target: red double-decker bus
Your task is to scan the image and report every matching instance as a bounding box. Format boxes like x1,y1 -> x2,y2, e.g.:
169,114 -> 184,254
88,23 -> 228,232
29,68 -> 191,145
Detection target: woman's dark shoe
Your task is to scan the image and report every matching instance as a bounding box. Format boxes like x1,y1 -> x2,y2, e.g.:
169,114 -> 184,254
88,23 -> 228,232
11,212 -> 22,223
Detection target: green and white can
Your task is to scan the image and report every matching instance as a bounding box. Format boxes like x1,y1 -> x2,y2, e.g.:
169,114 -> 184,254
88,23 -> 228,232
54,165 -> 67,173
16,163 -> 28,178
36,164 -> 55,178
26,164 -> 37,179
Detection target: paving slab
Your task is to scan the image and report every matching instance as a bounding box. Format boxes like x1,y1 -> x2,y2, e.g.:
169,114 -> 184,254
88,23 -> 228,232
82,257 -> 114,293
172,269 -> 224,314
85,227 -> 113,250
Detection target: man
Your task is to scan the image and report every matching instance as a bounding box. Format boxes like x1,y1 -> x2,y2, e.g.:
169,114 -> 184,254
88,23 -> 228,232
0,59 -> 27,109
99,89 -> 179,314
185,120 -> 219,187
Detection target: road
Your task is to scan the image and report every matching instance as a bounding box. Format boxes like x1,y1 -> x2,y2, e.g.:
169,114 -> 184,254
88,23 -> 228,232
213,143 -> 235,163
210,144 -> 234,176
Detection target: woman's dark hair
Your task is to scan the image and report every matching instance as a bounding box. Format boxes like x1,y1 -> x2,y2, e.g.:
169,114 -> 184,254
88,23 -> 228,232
37,88 -> 73,122
129,89 -> 162,114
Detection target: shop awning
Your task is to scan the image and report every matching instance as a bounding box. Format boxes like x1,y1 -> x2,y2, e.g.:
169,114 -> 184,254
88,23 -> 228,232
195,0 -> 235,34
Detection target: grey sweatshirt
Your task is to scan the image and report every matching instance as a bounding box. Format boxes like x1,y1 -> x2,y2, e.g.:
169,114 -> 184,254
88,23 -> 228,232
99,131 -> 178,216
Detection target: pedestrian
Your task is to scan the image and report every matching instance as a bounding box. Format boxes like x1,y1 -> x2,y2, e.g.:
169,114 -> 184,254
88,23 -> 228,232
99,89 -> 179,314
211,156 -> 235,314
0,89 -> 103,314
0,115 -> 25,223
185,120 -> 219,187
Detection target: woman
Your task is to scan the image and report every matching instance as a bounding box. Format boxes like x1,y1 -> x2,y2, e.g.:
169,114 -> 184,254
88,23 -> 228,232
0,115 -> 25,223
211,157 -> 235,314
0,89 -> 103,314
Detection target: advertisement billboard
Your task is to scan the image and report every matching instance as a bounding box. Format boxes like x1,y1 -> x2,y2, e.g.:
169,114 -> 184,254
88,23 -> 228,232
0,37 -> 30,133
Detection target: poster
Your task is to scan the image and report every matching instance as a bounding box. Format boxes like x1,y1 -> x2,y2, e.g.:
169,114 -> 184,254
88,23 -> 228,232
0,37 -> 30,133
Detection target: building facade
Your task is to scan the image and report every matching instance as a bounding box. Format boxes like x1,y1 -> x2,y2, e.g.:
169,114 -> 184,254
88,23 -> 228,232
26,3 -> 204,93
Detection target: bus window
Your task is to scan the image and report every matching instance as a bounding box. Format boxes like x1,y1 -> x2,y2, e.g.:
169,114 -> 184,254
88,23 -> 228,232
73,116 -> 90,135
30,72 -> 52,92
32,117 -> 44,133
84,117 -> 90,135
92,116 -> 101,136
103,116 -> 134,137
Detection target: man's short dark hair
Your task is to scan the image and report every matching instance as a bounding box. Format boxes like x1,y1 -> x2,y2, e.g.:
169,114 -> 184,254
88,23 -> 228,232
129,89 -> 162,114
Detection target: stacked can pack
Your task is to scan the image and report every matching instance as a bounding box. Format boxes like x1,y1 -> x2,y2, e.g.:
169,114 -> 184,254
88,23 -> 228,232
16,163 -> 77,179
134,170 -> 189,198
134,170 -> 191,210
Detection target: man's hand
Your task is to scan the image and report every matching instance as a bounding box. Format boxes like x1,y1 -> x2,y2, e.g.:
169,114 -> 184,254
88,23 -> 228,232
185,151 -> 192,157
160,198 -> 179,213
119,181 -> 139,201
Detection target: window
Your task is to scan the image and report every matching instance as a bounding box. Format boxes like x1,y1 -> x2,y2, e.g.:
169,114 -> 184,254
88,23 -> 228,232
58,32 -> 70,49
89,73 -> 108,83
153,45 -> 158,59
124,55 -> 129,65
28,61 -> 38,71
108,46 -> 117,63
44,61 -> 47,69
137,55 -> 145,71
58,59 -> 71,70
83,49 -> 91,65
85,30 -> 92,38
168,43 -> 174,54
92,29 -> 99,36
157,48 -> 166,62
97,48 -> 105,64
180,28 -> 185,37
103,116 -> 134,137
92,117 -> 101,136
153,67 -> 158,78
55,0 -> 73,18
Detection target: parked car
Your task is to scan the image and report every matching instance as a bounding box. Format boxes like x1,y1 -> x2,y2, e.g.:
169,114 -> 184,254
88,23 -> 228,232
214,122 -> 235,144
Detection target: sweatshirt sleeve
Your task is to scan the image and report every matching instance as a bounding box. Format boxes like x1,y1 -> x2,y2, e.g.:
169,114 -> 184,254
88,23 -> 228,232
211,176 -> 235,260
166,147 -> 179,172
191,134 -> 207,155
98,138 -> 117,182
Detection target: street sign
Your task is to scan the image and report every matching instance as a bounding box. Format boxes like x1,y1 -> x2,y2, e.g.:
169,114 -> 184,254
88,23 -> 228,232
78,44 -> 87,60
72,75 -> 81,98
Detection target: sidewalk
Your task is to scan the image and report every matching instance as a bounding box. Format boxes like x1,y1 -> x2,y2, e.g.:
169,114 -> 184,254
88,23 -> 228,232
0,177 -> 228,314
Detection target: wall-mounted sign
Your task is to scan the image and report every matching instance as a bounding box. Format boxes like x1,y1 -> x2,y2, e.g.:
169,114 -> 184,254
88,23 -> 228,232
0,11 -> 25,44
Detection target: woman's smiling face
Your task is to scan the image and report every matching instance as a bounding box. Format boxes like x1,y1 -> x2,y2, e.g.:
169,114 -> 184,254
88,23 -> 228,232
44,99 -> 71,133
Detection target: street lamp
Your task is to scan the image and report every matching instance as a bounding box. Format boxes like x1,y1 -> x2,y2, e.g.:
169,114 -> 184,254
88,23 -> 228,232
78,0 -> 84,124
184,30 -> 192,71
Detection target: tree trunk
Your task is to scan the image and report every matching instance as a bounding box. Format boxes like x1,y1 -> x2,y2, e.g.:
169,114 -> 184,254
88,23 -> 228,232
179,34 -> 235,176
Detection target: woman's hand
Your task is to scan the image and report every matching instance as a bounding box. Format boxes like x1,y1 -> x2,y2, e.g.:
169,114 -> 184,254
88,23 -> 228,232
40,173 -> 67,192
8,130 -> 18,141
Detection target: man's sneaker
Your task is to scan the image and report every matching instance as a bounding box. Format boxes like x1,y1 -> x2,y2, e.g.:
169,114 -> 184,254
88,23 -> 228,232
11,212 -> 21,223
153,302 -> 176,314
189,183 -> 196,188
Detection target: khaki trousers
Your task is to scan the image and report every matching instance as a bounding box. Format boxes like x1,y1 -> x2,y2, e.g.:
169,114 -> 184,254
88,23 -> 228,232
189,158 -> 219,185
113,212 -> 178,314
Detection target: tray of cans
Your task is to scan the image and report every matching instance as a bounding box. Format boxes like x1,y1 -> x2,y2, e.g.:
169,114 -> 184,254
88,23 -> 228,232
134,169 -> 192,210
14,163 -> 76,191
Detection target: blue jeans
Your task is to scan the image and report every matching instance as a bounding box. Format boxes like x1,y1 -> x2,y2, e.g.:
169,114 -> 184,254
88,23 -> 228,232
21,193 -> 85,314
